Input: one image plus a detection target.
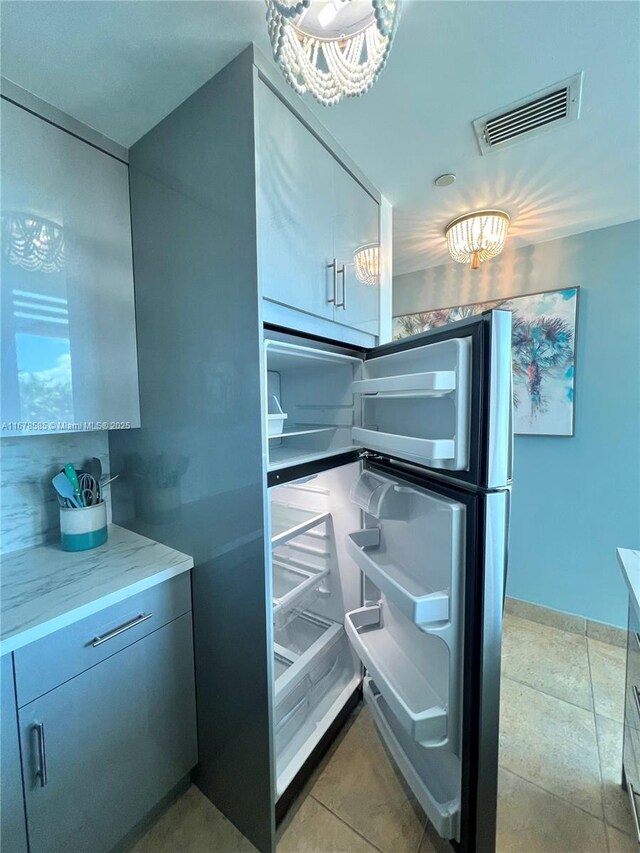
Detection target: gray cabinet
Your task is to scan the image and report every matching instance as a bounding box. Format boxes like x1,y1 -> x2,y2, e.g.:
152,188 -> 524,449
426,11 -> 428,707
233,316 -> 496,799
0,98 -> 140,435
256,80 -> 380,337
18,613 -> 197,853
1,655 -> 28,853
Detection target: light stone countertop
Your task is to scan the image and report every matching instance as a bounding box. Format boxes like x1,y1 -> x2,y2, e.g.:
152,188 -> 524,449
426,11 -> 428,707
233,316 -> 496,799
1,524 -> 193,655
618,547 -> 640,623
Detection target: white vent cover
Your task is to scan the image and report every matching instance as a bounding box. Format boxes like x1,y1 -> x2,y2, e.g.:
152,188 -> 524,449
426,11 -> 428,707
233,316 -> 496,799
472,73 -> 583,155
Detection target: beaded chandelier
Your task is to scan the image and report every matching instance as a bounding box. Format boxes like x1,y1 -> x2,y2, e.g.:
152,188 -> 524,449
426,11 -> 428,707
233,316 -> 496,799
354,243 -> 379,285
266,0 -> 402,106
2,213 -> 65,274
445,210 -> 510,270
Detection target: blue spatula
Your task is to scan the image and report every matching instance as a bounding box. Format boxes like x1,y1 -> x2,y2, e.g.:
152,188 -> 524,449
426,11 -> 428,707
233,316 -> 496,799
52,472 -> 80,508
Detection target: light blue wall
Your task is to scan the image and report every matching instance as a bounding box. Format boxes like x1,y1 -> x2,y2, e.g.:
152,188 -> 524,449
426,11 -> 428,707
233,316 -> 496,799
393,221 -> 640,628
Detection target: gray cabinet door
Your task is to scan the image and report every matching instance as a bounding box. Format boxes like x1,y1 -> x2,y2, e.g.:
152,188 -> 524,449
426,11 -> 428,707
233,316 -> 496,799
332,164 -> 380,336
1,655 -> 28,853
0,99 -> 140,435
256,80 -> 335,321
19,614 -> 197,853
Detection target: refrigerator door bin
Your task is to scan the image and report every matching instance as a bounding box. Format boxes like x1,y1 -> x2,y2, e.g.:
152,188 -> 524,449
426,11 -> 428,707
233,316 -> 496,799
346,471 -> 464,631
351,370 -> 456,398
363,677 -> 460,839
347,529 -> 449,627
265,340 -> 361,471
355,337 -> 471,471
345,602 -> 449,747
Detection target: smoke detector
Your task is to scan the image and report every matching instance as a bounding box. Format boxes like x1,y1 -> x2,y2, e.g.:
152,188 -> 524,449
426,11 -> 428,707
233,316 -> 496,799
472,73 -> 583,155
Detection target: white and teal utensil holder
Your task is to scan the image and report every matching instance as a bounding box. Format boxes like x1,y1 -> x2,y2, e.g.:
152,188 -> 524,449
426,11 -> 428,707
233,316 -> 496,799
60,501 -> 108,552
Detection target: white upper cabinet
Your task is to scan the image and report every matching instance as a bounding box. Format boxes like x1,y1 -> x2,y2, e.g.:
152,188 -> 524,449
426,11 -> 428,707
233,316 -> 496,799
256,80 -> 380,340
331,163 -> 379,336
0,99 -> 140,435
257,82 -> 335,322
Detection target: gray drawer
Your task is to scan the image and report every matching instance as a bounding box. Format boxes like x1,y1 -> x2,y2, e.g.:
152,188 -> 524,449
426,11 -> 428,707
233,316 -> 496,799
14,572 -> 191,707
627,603 -> 640,734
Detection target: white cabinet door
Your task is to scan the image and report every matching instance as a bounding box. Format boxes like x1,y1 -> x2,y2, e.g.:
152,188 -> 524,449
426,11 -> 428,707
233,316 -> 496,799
332,164 -> 380,336
0,99 -> 140,435
256,81 -> 335,321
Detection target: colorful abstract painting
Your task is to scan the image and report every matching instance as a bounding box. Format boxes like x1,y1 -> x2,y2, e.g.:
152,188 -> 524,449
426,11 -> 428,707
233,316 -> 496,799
393,287 -> 579,436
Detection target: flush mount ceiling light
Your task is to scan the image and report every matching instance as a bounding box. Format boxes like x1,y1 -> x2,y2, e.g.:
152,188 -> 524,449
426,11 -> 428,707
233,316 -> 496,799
353,243 -> 379,285
2,213 -> 65,274
266,0 -> 402,106
445,210 -> 510,270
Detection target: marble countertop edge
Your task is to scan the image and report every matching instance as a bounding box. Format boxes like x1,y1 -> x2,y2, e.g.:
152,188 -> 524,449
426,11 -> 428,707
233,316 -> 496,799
0,559 -> 193,656
1,524 -> 194,656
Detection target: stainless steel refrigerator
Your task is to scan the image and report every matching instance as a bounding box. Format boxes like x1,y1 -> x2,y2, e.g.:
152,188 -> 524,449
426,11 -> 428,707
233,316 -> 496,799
265,308 -> 513,852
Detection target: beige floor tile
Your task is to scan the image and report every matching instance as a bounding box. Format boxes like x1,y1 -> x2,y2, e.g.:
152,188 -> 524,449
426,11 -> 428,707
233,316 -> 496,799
595,714 -> 636,837
311,706 -> 426,853
504,597 -> 586,635
502,613 -> 593,710
278,797 -> 377,853
496,768 -> 608,853
606,824 -> 639,853
589,639 -> 626,723
417,824 -> 440,852
132,785 -> 257,853
499,677 -> 603,818
587,620 -> 627,649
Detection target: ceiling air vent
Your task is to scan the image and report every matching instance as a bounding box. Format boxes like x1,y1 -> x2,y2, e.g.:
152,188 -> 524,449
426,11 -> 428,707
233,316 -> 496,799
472,73 -> 583,155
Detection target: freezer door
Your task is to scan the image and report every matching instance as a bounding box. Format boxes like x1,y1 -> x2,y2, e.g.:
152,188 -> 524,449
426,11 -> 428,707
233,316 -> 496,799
344,462 -> 508,851
356,310 -> 512,490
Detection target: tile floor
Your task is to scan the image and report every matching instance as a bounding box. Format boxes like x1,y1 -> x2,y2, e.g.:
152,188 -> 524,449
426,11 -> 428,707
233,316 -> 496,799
132,612 -> 633,853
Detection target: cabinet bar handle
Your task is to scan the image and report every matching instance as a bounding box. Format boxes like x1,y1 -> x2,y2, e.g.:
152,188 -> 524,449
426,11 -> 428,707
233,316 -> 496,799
91,613 -> 152,647
34,723 -> 47,787
628,781 -> 640,843
337,264 -> 346,309
635,631 -> 640,651
327,260 -> 338,304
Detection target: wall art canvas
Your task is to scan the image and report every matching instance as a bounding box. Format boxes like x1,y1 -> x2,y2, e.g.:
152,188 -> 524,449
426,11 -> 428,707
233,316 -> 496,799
393,287 -> 579,436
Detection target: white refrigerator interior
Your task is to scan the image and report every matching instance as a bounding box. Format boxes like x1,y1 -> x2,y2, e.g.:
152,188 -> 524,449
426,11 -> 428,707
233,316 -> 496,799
265,335 -> 472,473
269,463 -> 465,838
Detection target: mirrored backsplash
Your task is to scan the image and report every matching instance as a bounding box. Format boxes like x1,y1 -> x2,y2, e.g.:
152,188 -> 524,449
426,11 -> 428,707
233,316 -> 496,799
0,431 -> 110,554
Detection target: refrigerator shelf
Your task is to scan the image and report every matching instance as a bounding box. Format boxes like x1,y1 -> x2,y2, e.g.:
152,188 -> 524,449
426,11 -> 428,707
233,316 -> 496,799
352,371 -> 456,398
352,427 -> 455,464
363,678 -> 459,839
271,503 -> 330,546
347,528 -> 449,629
272,561 -> 330,621
345,604 -> 448,748
268,425 -> 338,441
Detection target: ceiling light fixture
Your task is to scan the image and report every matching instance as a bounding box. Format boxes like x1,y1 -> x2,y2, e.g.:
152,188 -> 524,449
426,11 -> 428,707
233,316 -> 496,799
2,213 -> 65,274
353,243 -> 379,285
445,210 -> 510,270
266,0 -> 402,107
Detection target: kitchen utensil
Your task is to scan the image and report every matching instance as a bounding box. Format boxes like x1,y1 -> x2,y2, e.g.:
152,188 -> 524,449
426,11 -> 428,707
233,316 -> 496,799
52,473 -> 80,508
64,464 -> 85,507
87,457 -> 102,483
100,474 -> 119,490
79,472 -> 99,506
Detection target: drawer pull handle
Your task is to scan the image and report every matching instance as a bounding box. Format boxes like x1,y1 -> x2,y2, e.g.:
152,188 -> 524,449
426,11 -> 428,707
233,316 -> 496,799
633,686 -> 640,721
91,613 -> 152,647
635,632 -> 640,651
34,723 -> 47,787
628,781 -> 640,843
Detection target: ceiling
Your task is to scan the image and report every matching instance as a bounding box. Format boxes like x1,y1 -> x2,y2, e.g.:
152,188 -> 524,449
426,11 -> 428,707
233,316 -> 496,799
2,1 -> 639,274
